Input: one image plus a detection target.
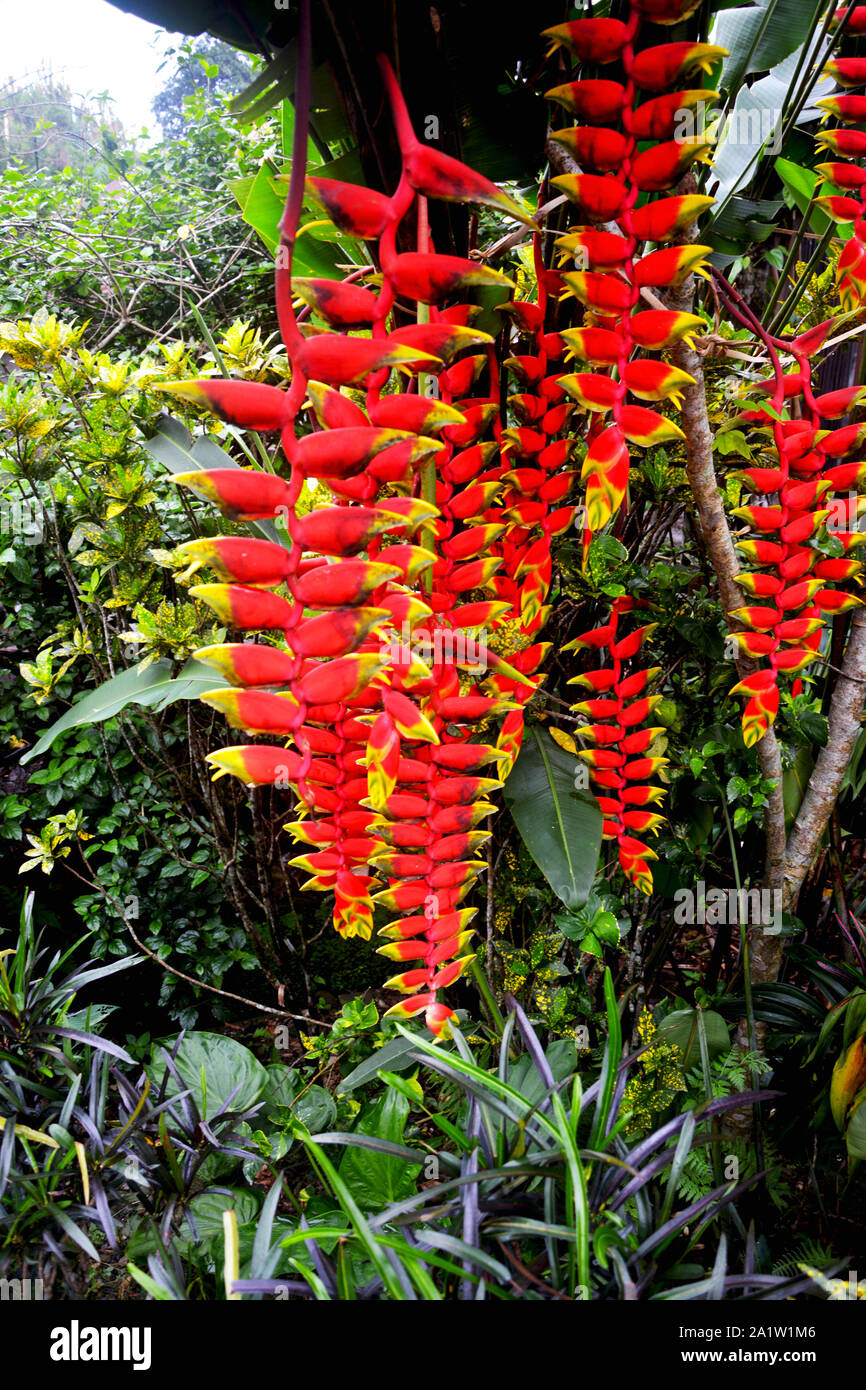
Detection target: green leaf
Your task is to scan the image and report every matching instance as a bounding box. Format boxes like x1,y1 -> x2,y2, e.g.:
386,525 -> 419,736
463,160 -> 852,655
20,657 -> 218,763
230,163 -> 283,257
142,415 -> 232,475
293,1085 -> 337,1133
150,658 -> 219,710
783,744 -> 814,828
507,1040 -> 577,1119
186,1187 -> 261,1250
146,1031 -> 267,1121
126,1263 -> 175,1300
337,1087 -> 422,1211
656,1008 -> 730,1071
844,1090 -> 866,1162
503,727 -> 602,910
229,164 -> 344,277
261,1063 -> 301,1112
774,158 -> 830,235
339,1031 -> 429,1091
712,41 -> 826,209
592,911 -> 621,946
555,913 -> 588,943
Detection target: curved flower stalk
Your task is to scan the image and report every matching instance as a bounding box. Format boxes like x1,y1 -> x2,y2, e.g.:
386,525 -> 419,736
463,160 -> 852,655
819,8 -> 866,309
726,319 -> 865,746
543,9 -> 722,558
564,596 -> 666,894
157,57 -> 547,1036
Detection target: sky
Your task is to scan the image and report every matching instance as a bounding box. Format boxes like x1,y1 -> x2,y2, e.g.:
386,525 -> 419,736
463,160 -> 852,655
0,0 -> 185,138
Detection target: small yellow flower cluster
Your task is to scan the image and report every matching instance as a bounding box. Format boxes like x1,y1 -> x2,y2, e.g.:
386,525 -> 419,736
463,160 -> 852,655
487,617 -> 533,661
622,1013 -> 685,1138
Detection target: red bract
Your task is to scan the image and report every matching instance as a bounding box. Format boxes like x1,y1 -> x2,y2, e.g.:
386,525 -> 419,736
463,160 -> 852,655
630,138 -> 711,192
726,329 -> 865,743
158,378 -> 291,431
545,79 -> 626,123
627,195 -> 716,242
552,173 -> 626,221
161,47 -> 585,1032
383,251 -> 514,304
630,43 -> 728,91
542,18 -> 630,63
173,469 -> 293,520
291,277 -> 380,327
631,89 -> 718,140
305,177 -> 392,239
815,40 -> 866,312
550,127 -> 630,173
295,334 -> 436,386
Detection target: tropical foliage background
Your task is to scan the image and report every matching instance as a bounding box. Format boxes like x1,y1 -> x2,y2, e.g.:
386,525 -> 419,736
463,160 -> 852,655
2,0 -> 866,1302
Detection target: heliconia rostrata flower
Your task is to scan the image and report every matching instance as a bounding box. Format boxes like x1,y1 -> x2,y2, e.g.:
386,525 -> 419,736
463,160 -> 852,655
155,1 -> 735,1015
728,334 -> 865,744
543,13 -> 721,557
716,2 -> 866,748
818,9 -> 866,309
566,598 -> 666,894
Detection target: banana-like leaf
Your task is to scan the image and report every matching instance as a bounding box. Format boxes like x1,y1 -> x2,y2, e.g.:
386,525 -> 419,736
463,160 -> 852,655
714,0 -> 827,95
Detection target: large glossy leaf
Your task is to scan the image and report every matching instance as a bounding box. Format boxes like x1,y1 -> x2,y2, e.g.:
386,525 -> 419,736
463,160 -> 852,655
228,163 -> 288,258
503,726 -> 602,910
656,1008 -> 731,1071
783,743 -> 814,829
774,157 -> 831,235
146,1031 -> 267,1121
711,196 -> 785,248
187,1188 -> 262,1247
20,658 -> 216,764
337,1086 -> 422,1211
228,162 -> 348,276
843,1091 -> 866,1161
339,1030 -> 438,1091
141,414 -> 234,476
261,1065 -> 337,1132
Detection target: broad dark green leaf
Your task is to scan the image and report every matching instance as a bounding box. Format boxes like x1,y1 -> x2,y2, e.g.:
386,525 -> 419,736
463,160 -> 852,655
339,1032 -> 429,1091
146,1031 -> 267,1120
657,1009 -> 731,1071
715,0 -> 825,95
503,727 -> 602,910
337,1088 -> 422,1211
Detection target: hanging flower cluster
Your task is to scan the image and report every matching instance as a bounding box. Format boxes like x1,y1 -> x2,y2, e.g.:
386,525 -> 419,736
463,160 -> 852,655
473,229 -> 593,766
817,8 -> 866,309
151,0 -> 746,986
565,596 -> 667,895
729,324 -> 866,744
156,52 -> 583,1035
542,8 -> 724,557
